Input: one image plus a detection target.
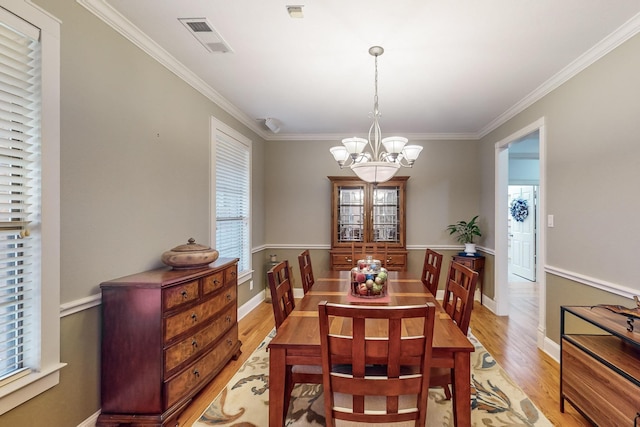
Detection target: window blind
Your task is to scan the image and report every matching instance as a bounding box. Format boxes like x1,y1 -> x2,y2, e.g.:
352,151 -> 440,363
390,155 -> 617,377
0,18 -> 41,382
215,131 -> 250,274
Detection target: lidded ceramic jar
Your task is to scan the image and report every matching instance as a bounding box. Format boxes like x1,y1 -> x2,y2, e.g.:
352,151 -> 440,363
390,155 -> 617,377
161,238 -> 219,269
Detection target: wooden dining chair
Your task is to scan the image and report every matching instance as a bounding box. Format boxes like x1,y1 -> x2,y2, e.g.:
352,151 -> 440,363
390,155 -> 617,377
267,260 -> 296,330
318,301 -> 436,427
421,248 -> 443,296
430,260 -> 479,399
267,260 -> 322,418
297,249 -> 315,294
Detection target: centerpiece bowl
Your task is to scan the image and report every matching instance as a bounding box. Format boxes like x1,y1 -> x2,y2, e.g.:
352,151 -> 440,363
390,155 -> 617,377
350,258 -> 388,298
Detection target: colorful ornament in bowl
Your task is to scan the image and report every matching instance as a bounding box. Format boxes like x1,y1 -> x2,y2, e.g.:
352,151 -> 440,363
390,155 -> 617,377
351,259 -> 388,298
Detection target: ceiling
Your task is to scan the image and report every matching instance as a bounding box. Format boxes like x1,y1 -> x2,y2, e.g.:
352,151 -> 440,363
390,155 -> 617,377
92,1 -> 640,140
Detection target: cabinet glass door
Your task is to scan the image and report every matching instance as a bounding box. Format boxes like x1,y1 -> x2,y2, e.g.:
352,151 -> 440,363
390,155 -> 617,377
337,186 -> 364,242
372,186 -> 399,243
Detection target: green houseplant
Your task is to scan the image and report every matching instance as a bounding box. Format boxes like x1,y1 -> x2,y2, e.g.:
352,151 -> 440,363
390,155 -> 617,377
446,215 -> 482,254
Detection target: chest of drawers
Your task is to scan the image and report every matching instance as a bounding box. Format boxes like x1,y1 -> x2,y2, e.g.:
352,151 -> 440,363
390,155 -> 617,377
97,258 -> 241,427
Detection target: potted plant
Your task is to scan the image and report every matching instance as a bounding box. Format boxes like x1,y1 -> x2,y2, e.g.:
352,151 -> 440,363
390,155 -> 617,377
446,215 -> 482,255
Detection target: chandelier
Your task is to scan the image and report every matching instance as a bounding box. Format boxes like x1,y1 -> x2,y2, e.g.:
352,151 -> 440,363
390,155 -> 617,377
329,46 -> 423,184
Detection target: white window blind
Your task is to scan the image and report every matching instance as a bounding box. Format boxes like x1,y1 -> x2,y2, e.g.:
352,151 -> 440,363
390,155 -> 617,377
215,130 -> 250,274
0,17 -> 41,383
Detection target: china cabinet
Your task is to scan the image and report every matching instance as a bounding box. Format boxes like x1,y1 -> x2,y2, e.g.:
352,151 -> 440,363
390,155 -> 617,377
328,176 -> 408,270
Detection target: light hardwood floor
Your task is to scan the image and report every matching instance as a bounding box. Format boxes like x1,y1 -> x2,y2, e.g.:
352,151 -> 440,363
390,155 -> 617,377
177,284 -> 591,426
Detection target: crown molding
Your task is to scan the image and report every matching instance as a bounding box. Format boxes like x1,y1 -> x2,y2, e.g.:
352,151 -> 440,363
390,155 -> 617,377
479,11 -> 640,138
77,0 -> 271,140
76,0 -> 478,143
272,132 -> 479,142
77,1 -> 640,143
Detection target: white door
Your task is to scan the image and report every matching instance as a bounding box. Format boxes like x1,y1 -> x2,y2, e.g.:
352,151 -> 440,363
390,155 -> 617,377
508,186 -> 536,281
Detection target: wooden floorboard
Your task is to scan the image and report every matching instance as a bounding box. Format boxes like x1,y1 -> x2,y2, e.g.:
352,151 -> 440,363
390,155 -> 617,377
470,281 -> 590,426
177,283 -> 591,426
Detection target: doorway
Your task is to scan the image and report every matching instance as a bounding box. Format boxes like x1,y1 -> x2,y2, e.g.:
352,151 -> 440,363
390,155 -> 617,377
507,131 -> 539,283
494,118 -> 546,349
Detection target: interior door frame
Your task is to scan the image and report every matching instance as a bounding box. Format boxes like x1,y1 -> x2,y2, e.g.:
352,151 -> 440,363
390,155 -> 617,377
494,117 -> 547,349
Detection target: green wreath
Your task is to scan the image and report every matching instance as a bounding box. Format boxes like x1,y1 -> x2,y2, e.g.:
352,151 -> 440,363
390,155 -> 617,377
510,198 -> 528,222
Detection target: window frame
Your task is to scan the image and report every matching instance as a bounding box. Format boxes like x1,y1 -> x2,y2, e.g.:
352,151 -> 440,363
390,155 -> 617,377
0,0 -> 62,415
210,117 -> 252,283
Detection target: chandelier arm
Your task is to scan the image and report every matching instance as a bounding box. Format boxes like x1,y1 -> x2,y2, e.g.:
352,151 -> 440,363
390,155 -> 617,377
340,156 -> 354,168
396,157 -> 414,167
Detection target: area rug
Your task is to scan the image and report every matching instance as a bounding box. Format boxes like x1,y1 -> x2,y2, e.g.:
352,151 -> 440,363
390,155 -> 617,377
194,329 -> 552,426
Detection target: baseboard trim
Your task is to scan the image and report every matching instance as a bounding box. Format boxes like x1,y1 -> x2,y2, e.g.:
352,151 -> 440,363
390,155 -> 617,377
238,291 -> 265,321
479,294 -> 497,314
77,409 -> 99,427
543,335 -> 560,363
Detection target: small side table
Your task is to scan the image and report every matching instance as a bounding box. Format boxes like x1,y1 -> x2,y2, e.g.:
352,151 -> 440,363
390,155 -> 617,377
452,254 -> 485,305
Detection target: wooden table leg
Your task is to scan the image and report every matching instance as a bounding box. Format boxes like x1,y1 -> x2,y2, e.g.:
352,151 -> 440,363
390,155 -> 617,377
452,351 -> 471,427
269,347 -> 286,427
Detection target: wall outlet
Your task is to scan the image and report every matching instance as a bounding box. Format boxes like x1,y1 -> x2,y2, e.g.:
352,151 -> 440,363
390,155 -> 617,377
547,214 -> 554,227
249,280 -> 254,290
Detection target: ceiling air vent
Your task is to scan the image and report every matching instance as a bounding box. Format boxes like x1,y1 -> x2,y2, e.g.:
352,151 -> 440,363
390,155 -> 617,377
178,18 -> 233,54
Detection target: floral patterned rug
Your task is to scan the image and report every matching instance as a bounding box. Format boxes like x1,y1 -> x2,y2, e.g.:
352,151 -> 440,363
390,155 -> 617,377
194,329 -> 552,426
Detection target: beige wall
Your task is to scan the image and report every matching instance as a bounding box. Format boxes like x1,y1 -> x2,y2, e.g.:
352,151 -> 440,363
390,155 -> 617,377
55,1 -> 265,302
0,310 -> 101,426
479,33 -> 640,339
264,139 -> 483,251
1,0 -> 267,425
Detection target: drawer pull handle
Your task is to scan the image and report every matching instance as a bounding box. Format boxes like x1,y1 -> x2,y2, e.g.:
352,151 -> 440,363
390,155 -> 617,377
192,339 -> 198,348
227,339 -> 233,347
181,290 -> 188,299
226,293 -> 232,302
345,257 -> 352,262
231,271 -> 237,278
213,279 -> 220,285
193,369 -> 200,378
226,315 -> 232,323
191,313 -> 198,322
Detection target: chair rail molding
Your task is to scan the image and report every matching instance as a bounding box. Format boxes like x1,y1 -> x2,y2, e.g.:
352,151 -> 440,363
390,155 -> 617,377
545,264 -> 638,300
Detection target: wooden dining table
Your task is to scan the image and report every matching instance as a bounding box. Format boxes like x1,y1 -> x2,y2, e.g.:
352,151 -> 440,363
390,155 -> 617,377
267,270 -> 475,427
